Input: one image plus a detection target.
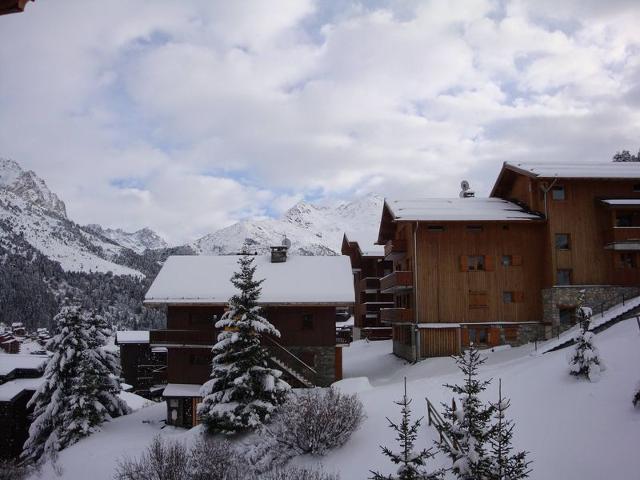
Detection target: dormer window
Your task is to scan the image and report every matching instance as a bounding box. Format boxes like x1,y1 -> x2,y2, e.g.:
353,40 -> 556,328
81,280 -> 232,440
552,186 -> 566,201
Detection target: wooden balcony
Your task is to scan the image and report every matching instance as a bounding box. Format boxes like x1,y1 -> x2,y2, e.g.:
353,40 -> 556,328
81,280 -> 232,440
150,329 -> 217,348
384,239 -> 407,260
605,227 -> 640,247
380,308 -> 414,324
359,277 -> 380,293
380,271 -> 413,293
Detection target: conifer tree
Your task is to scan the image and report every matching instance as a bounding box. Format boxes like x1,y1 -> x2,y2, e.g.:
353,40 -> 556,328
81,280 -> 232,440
487,379 -> 531,480
370,378 -> 442,480
568,294 -> 605,382
22,305 -> 129,463
436,345 -> 495,479
198,252 -> 289,434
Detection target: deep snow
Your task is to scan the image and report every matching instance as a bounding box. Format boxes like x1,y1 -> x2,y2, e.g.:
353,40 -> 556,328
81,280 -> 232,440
28,317 -> 640,480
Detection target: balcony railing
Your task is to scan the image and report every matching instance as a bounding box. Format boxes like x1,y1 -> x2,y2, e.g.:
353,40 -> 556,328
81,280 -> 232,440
380,271 -> 413,293
359,277 -> 380,292
606,226 -> 640,246
384,239 -> 407,260
150,329 -> 217,347
380,308 -> 414,324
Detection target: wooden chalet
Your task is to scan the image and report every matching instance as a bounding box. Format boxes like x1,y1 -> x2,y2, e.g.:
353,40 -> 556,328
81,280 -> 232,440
341,233 -> 393,340
378,161 -> 640,360
115,331 -> 167,398
144,248 -> 354,428
0,354 -> 47,459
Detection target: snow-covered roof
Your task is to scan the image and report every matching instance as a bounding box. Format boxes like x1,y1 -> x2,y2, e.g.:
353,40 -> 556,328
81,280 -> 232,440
600,199 -> 640,206
0,353 -> 48,376
384,198 -> 542,222
145,255 -> 355,305
116,331 -> 150,344
0,376 -> 43,402
163,383 -> 202,398
505,161 -> 640,179
344,231 -> 384,256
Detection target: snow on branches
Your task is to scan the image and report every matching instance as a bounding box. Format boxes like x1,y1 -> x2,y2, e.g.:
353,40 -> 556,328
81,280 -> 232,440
568,293 -> 605,382
22,305 -> 129,464
198,252 -> 289,434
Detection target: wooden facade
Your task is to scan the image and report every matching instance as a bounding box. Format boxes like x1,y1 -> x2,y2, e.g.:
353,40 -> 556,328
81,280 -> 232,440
378,162 -> 640,360
341,234 -> 393,340
150,303 -> 346,428
0,0 -> 31,16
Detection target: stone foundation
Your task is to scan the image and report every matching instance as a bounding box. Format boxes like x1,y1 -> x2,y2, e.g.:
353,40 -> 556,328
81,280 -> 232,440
542,285 -> 640,334
285,345 -> 336,387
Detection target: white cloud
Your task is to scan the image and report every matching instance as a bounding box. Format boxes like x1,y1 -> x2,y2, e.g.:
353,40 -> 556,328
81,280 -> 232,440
1,0 -> 639,244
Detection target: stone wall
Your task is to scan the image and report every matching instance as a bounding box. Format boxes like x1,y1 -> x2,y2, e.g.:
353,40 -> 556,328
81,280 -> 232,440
542,285 -> 640,334
286,345 -> 335,387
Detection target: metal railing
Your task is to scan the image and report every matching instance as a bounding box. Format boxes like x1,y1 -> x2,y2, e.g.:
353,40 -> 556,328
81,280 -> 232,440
261,334 -> 317,385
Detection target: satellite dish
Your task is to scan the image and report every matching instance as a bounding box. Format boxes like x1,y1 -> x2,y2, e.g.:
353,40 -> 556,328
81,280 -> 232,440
459,180 -> 475,198
282,235 -> 291,248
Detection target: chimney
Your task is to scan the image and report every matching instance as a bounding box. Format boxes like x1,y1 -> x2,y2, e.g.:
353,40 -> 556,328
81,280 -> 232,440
270,235 -> 291,263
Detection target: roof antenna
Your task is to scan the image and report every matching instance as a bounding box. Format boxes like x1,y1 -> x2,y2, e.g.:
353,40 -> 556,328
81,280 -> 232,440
459,180 -> 475,198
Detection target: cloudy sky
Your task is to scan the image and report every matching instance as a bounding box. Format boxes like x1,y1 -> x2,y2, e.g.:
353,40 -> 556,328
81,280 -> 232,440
1,0 -> 639,243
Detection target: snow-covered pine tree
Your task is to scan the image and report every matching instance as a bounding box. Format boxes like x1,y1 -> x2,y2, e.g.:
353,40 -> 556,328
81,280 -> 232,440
22,305 -> 129,463
568,295 -> 605,382
370,378 -> 442,480
436,345 -> 495,479
198,252 -> 290,434
487,379 -> 530,480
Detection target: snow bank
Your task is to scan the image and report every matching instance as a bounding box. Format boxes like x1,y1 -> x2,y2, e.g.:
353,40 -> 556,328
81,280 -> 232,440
331,377 -> 372,394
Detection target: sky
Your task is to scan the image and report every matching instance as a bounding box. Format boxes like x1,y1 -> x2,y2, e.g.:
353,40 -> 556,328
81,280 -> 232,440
1,0 -> 639,244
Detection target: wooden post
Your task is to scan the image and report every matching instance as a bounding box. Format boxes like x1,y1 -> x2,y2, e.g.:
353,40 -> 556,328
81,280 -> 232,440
636,316 -> 640,332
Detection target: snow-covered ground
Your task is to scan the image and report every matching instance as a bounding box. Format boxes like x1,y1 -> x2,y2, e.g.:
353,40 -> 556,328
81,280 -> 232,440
29,317 -> 640,479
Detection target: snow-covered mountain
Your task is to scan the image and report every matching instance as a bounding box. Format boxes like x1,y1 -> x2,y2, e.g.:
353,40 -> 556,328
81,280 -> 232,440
0,158 -> 141,276
192,193 -> 384,255
85,225 -> 168,254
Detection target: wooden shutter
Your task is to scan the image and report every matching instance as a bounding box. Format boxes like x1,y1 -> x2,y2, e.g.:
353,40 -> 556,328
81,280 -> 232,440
461,327 -> 470,347
511,255 -> 523,266
513,291 -> 525,303
488,327 -> 501,347
484,255 -> 494,271
459,255 -> 469,272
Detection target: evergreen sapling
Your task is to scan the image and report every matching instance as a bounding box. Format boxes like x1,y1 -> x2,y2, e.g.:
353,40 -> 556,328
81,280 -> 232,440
198,252 -> 290,434
487,379 -> 531,480
370,378 -> 442,480
568,296 -> 605,382
436,345 -> 495,479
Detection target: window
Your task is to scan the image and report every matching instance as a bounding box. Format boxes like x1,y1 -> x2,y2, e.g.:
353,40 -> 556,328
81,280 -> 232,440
551,186 -> 566,200
619,253 -> 637,269
302,314 -> 314,330
503,291 -> 514,304
468,255 -> 485,271
469,327 -> 488,344
559,307 -> 576,326
466,225 -> 483,232
634,184 -> 640,192
427,225 -> 444,232
469,291 -> 488,308
501,255 -> 512,267
555,233 -> 570,250
616,214 -> 632,227
556,269 -> 572,285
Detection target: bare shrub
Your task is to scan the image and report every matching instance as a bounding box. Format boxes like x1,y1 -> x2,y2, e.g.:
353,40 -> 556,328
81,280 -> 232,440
260,465 -> 340,480
189,436 -> 248,480
252,387 -> 363,470
114,436 -> 190,480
